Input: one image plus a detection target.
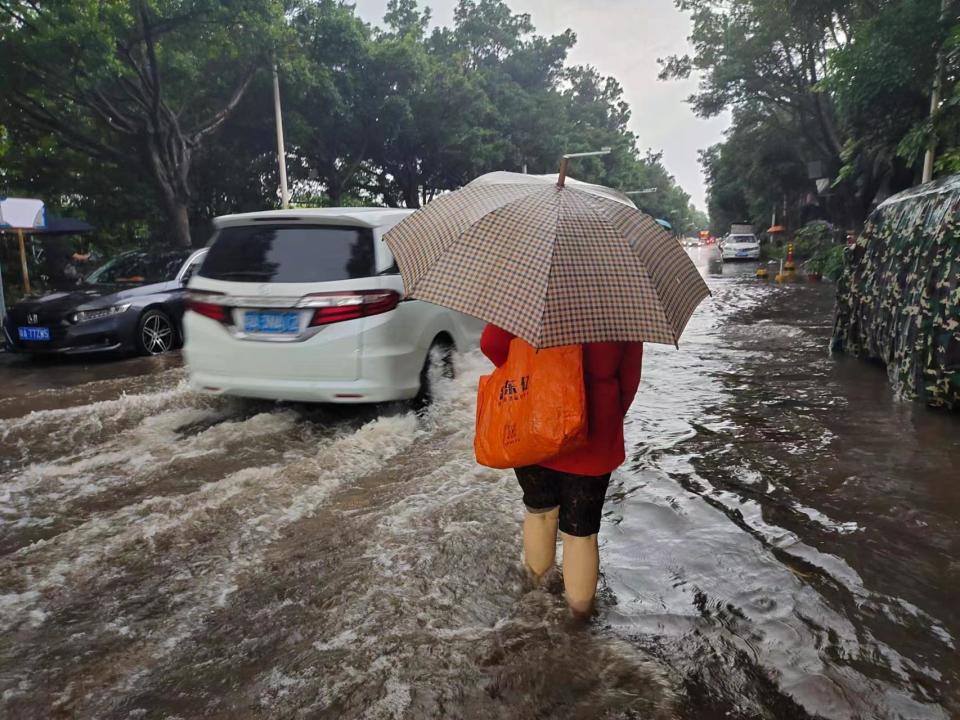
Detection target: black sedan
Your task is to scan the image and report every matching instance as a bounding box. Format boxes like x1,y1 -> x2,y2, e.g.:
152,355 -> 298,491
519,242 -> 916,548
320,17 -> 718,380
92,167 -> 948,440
3,248 -> 207,357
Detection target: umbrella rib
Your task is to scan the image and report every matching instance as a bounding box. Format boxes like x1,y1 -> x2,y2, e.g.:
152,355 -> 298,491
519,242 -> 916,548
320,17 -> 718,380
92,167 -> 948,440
575,192 -> 678,344
532,189 -> 564,349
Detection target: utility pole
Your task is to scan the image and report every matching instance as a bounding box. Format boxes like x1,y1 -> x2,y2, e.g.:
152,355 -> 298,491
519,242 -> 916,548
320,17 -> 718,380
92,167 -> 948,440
273,61 -> 290,209
923,0 -> 952,184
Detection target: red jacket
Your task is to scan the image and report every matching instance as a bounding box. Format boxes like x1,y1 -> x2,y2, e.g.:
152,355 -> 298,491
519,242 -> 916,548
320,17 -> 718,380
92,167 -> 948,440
480,324 -> 643,476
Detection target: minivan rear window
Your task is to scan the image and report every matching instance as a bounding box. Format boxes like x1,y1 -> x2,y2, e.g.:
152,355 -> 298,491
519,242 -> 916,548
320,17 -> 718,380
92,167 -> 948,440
199,225 -> 376,283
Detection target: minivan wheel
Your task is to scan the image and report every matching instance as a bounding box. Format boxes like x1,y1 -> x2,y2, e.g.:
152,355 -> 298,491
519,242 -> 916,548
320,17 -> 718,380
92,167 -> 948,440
413,339 -> 455,411
136,309 -> 176,356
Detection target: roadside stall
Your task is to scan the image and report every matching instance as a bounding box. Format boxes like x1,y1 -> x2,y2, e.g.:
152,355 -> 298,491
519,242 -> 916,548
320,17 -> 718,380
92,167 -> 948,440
0,198 -> 94,325
767,224 -> 786,247
0,197 -> 46,324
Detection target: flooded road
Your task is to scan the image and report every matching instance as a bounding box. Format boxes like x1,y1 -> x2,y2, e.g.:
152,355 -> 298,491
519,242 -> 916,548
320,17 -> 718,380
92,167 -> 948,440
1,249 -> 957,719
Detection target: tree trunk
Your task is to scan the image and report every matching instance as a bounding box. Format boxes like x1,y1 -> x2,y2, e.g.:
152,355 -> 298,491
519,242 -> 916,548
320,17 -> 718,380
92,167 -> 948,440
402,168 -> 421,209
143,137 -> 194,248
328,181 -> 343,206
160,193 -> 193,248
327,169 -> 344,206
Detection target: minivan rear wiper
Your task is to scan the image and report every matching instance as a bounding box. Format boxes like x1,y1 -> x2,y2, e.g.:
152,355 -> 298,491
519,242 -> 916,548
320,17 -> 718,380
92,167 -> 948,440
210,271 -> 275,280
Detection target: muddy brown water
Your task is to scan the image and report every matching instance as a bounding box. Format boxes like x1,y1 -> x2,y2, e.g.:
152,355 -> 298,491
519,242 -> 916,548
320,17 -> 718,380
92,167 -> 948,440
0,248 -> 957,719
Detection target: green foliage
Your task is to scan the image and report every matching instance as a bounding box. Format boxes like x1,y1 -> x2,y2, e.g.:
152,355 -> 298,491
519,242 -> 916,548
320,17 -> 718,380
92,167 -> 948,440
0,0 -> 290,247
665,0 -> 960,235
821,244 -> 847,281
823,0 -> 944,187
761,243 -> 785,262
804,243 -> 845,278
699,105 -> 812,234
1,0 -> 706,259
792,222 -> 835,258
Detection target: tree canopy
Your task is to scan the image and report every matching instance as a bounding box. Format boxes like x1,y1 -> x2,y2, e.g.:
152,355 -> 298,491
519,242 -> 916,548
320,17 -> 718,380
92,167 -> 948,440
662,0 -> 960,234
0,0 -> 289,247
0,0 -> 707,255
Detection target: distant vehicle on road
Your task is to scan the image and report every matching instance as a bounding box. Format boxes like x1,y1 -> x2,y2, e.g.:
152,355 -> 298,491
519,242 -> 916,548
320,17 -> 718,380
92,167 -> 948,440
3,248 -> 207,357
720,233 -> 762,261
184,208 -> 483,405
682,237 -> 700,247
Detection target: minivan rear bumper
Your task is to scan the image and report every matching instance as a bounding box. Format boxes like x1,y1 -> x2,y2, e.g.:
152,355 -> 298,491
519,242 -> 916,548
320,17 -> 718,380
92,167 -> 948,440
188,371 -> 419,404
183,310 -> 426,404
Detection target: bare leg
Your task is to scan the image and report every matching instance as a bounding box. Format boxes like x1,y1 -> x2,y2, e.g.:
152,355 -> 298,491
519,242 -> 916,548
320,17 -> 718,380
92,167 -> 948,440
561,532 -> 600,619
522,507 -> 559,579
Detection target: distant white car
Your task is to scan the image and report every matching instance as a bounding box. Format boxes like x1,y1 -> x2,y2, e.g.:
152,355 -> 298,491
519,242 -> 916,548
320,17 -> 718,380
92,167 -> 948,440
720,234 -> 761,261
183,208 -> 483,404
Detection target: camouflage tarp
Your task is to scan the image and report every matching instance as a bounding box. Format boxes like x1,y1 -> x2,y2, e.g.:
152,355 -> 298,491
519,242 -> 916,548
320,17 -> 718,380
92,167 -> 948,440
833,174 -> 960,409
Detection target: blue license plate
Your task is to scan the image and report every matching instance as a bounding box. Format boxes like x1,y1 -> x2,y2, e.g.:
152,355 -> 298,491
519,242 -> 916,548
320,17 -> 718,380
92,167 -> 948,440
18,326 -> 50,341
243,310 -> 300,334
736,250 -> 750,256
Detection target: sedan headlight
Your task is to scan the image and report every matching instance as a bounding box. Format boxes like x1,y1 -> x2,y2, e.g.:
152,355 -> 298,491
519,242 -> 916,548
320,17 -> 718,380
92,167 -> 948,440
70,304 -> 131,324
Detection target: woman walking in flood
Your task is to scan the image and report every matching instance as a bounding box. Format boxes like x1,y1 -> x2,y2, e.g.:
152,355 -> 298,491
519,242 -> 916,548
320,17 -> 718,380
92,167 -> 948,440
481,324 -> 644,619
382,170 -> 708,619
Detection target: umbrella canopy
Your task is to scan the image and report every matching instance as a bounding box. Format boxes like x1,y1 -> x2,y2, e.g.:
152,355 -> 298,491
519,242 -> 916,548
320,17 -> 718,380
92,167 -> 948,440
384,171 -> 709,348
655,218 -> 673,231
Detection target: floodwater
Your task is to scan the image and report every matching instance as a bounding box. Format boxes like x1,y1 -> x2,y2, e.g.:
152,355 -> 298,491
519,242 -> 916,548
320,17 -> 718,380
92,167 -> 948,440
1,248 -> 957,719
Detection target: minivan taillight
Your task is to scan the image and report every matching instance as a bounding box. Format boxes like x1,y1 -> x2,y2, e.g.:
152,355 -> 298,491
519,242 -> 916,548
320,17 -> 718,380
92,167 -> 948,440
305,290 -> 401,327
187,293 -> 229,323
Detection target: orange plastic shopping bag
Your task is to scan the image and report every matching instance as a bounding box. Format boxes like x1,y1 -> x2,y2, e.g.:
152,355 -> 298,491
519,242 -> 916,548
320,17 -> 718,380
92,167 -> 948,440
474,339 -> 587,469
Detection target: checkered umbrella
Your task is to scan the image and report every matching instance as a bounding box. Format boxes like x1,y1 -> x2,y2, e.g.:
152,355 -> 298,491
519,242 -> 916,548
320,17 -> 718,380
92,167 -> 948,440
383,171 -> 710,348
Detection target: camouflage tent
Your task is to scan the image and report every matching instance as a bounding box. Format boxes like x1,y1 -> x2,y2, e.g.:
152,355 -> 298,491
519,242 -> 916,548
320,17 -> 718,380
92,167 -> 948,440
833,174 -> 960,409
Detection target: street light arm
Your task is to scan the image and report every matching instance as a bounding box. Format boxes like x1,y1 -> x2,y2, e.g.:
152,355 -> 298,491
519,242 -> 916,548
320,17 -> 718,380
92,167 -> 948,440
556,147 -> 612,188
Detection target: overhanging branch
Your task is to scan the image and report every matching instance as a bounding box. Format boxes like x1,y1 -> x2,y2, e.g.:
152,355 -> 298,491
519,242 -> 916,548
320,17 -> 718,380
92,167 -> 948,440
189,67 -> 258,142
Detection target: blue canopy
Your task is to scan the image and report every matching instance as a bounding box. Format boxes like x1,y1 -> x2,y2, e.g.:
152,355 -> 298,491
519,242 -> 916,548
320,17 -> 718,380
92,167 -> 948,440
655,218 -> 673,231
0,215 -> 93,235
23,216 -> 93,235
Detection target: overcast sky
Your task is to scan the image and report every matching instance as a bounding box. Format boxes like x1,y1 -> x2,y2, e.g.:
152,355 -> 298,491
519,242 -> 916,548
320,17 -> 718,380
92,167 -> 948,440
351,0 -> 730,210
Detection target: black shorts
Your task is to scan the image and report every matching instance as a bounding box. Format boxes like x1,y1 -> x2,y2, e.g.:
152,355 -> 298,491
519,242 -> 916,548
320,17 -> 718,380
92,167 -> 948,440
514,465 -> 611,537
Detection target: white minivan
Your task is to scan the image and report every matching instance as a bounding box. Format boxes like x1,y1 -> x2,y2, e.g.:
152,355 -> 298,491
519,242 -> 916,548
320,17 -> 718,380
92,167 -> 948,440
183,208 -> 482,404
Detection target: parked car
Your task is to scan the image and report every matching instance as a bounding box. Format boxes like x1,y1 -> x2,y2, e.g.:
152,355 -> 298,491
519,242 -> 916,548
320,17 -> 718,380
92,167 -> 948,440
183,208 -> 483,404
720,233 -> 762,261
3,248 -> 207,357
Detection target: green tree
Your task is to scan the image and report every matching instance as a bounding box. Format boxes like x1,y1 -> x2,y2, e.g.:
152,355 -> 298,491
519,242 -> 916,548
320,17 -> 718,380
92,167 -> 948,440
371,0 -> 573,206
286,0 -> 386,205
0,0 -> 287,247
821,0 -> 946,195
664,0 -> 959,231
189,73 -> 283,224
1,0 -> 708,254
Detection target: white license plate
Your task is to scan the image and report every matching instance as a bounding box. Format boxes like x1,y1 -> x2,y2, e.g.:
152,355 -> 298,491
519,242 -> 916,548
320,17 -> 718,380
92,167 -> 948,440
18,326 -> 50,341
243,311 -> 299,334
